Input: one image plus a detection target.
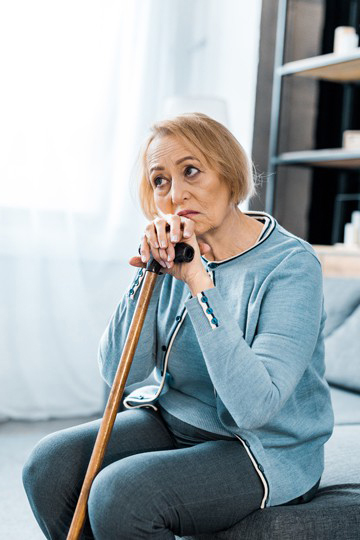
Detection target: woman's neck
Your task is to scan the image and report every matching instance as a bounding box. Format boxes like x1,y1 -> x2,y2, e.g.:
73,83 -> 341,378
197,208 -> 264,262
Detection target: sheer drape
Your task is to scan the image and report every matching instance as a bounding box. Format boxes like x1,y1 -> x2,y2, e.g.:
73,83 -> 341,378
0,0 -> 261,419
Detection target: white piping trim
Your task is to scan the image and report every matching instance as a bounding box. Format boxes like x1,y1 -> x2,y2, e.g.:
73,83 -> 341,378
123,296 -> 190,409
161,304 -> 188,376
124,402 -> 158,411
234,434 -> 269,509
123,383 -> 163,408
201,211 -> 275,265
196,292 -> 218,329
254,216 -> 270,243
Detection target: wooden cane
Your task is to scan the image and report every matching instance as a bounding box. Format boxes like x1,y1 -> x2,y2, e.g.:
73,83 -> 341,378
66,242 -> 194,539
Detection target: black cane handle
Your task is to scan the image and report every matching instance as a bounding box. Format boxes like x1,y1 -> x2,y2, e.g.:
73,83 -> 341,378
147,243 -> 194,273
173,242 -> 194,263
138,242 -> 194,274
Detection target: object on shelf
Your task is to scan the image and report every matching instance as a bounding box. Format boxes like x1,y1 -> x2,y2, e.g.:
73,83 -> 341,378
344,222 -> 359,247
352,210 -> 360,229
343,130 -> 360,150
351,211 -> 360,245
333,26 -> 359,55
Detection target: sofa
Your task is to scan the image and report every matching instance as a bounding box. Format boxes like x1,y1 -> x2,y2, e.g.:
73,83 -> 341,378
177,260 -> 360,539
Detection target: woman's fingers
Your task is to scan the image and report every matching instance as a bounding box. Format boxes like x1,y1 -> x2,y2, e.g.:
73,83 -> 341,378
165,215 -> 194,241
144,223 -> 159,250
139,215 -> 197,270
129,255 -> 145,268
164,215 -> 181,243
153,218 -> 175,268
180,217 -> 194,239
143,224 -> 164,267
140,235 -> 150,263
150,244 -> 167,268
154,218 -> 168,249
161,233 -> 175,265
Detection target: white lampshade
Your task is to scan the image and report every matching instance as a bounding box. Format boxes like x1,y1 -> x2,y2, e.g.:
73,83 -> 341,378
160,95 -> 229,127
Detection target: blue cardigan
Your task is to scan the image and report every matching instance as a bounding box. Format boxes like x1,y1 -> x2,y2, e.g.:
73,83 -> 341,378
98,211 -> 334,508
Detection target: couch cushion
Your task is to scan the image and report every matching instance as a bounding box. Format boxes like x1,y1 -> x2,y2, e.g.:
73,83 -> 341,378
323,277 -> 360,338
179,492 -> 360,540
325,303 -> 360,393
178,425 -> 360,540
330,386 -> 360,424
321,424 -> 360,486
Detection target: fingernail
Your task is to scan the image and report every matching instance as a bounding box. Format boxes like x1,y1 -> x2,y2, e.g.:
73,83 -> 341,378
154,242 -> 159,248
160,261 -> 167,268
161,241 -> 167,248
166,261 -> 171,268
141,255 -> 146,262
171,235 -> 178,243
167,254 -> 172,261
183,231 -> 191,238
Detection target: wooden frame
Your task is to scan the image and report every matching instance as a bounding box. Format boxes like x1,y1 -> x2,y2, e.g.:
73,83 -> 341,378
280,50 -> 360,82
313,245 -> 360,277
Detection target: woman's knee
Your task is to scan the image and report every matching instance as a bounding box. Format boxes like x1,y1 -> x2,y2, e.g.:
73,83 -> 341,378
88,455 -> 169,539
23,433 -> 64,503
88,464 -> 135,539
22,426 -> 87,508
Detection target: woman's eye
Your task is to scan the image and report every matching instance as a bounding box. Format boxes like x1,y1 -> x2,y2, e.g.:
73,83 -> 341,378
184,166 -> 199,177
153,176 -> 164,187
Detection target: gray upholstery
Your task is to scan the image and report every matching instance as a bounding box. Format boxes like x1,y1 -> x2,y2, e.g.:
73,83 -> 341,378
180,492 -> 360,540
330,386 -> 360,424
321,424 -> 360,487
178,277 -> 360,539
322,277 -> 360,338
179,416 -> 360,540
325,304 -> 360,392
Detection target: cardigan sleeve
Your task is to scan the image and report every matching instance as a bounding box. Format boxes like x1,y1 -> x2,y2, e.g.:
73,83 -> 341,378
98,267 -> 166,387
184,251 -> 325,430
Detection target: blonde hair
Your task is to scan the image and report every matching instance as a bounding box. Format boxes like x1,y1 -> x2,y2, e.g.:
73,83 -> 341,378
138,112 -> 257,220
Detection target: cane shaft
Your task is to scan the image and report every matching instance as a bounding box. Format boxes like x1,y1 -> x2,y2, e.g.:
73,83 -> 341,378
66,270 -> 158,540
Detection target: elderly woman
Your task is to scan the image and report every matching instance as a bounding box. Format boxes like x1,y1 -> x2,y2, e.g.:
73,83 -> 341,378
23,113 -> 334,539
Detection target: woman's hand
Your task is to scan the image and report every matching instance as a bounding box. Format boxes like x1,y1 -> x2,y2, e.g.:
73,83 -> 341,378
129,214 -> 211,286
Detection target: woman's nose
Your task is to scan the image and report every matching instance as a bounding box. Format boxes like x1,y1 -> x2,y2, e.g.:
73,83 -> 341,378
170,178 -> 189,204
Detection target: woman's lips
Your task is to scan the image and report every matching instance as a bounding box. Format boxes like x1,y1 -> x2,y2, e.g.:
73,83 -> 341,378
177,211 -> 199,217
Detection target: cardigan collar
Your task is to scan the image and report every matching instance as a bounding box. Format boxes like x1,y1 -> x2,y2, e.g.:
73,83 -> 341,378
201,210 -> 276,268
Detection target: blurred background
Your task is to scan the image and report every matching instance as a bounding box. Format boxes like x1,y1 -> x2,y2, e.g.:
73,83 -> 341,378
0,0 -> 262,422
1,0 -> 360,537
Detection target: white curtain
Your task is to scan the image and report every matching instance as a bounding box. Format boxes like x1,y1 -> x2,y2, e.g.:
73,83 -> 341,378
0,0 -> 262,420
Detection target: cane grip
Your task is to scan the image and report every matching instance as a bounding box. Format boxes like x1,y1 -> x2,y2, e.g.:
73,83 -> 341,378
146,242 -> 194,274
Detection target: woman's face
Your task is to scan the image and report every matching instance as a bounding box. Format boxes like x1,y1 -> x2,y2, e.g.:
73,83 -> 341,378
146,135 -> 233,236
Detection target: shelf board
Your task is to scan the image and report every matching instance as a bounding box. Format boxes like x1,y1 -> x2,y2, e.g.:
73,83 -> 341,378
274,148 -> 360,168
279,50 -> 360,82
313,244 -> 360,255
313,245 -> 360,277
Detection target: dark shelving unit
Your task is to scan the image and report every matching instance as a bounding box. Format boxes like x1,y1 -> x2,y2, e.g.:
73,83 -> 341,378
267,0 -> 360,243
275,148 -> 360,168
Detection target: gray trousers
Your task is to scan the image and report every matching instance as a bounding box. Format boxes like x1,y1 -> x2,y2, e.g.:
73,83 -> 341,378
22,406 -> 264,539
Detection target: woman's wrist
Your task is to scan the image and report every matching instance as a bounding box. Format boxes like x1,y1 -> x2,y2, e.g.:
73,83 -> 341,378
187,271 -> 215,297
